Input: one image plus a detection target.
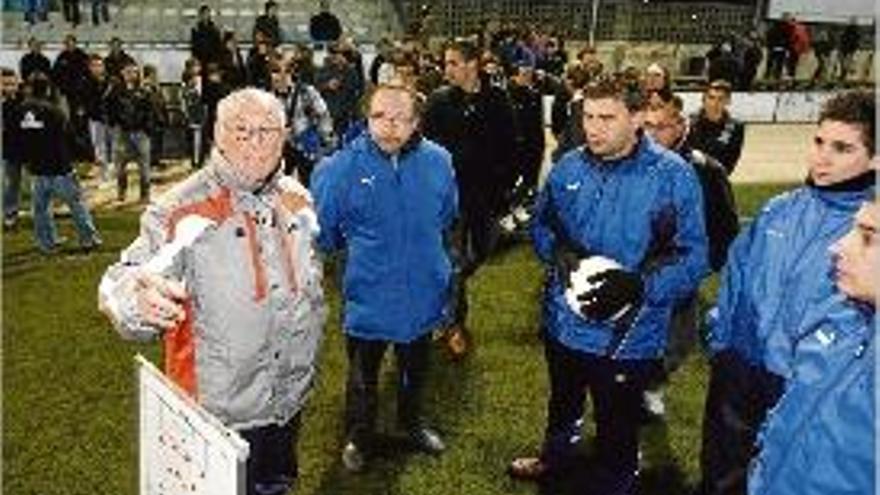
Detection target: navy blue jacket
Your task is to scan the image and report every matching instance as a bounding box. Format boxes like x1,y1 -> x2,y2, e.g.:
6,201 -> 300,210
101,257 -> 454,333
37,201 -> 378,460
311,135 -> 458,342
531,136 -> 708,359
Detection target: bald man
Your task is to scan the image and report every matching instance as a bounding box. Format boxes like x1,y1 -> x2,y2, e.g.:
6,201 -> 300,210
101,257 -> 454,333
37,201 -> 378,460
99,88 -> 326,495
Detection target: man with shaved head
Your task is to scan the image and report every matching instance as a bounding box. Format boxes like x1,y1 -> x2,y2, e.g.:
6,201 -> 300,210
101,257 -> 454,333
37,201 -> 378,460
100,88 -> 326,495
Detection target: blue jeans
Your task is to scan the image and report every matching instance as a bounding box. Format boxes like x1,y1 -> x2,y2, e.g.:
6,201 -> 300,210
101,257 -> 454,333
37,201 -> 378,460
32,173 -> 100,252
113,129 -> 151,201
3,158 -> 23,221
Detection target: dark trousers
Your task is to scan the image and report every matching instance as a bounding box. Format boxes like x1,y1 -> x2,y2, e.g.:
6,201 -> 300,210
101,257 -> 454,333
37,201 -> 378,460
239,414 -> 301,495
698,351 -> 784,495
448,206 -> 498,326
541,336 -> 659,483
344,334 -> 432,450
62,0 -> 80,25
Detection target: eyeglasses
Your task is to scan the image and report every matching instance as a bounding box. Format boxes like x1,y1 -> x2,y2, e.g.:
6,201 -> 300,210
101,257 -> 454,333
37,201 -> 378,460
224,123 -> 285,142
367,112 -> 414,127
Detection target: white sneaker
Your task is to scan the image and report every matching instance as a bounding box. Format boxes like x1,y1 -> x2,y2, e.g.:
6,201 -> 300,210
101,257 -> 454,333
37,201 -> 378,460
341,441 -> 365,472
513,206 -> 531,224
643,390 -> 666,417
499,214 -> 517,233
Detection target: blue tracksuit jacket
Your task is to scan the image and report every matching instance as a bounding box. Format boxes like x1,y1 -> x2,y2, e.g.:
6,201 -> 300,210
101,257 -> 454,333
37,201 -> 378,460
311,135 -> 458,342
748,295 -> 875,495
531,136 -> 709,359
707,183 -> 874,377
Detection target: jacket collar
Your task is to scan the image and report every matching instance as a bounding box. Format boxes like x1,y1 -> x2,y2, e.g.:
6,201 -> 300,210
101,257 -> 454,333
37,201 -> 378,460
805,170 -> 876,210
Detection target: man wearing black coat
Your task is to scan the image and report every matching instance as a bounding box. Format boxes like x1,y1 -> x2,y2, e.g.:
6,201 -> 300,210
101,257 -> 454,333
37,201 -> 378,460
423,38 -> 517,358
190,5 -> 223,67
19,37 -> 51,83
686,80 -> 745,176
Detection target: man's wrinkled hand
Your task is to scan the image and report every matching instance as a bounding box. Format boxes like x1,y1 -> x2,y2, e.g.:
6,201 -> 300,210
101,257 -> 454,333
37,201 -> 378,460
134,271 -> 188,330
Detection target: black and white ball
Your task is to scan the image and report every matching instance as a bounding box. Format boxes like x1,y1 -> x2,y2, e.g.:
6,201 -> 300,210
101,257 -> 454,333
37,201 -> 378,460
564,255 -> 621,318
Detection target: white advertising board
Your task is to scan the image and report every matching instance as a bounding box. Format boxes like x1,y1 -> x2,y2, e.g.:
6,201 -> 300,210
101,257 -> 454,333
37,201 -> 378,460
137,355 -> 249,495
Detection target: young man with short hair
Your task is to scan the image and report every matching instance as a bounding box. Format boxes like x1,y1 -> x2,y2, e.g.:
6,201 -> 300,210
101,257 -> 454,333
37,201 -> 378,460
509,76 -> 708,494
698,90 -> 876,495
686,80 -> 744,175
747,196 -> 878,495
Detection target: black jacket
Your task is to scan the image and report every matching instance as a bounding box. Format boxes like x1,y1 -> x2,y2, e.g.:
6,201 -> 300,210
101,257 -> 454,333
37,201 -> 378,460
106,83 -> 155,132
19,52 -> 51,82
191,20 -> 224,66
677,145 -> 739,272
17,96 -> 73,175
685,110 -> 744,175
423,78 -> 517,214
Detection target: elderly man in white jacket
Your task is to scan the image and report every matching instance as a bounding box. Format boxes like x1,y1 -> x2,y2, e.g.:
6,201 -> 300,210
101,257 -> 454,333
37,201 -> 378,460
99,88 -> 326,495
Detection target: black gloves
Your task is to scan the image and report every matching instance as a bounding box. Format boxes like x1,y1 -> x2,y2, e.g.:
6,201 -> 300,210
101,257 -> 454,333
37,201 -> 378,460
576,268 -> 644,322
553,242 -> 591,289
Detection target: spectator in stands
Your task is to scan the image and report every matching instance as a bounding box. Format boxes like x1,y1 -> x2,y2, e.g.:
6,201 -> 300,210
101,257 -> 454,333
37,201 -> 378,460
810,25 -> 834,86
141,65 -> 167,168
698,90 -> 876,495
369,37 -> 394,85
706,39 -> 741,90
2,68 -> 24,229
83,53 -> 113,184
219,30 -> 247,89
17,73 -> 101,253
104,37 -> 136,86
90,0 -> 110,26
99,88 -> 325,495
509,75 -> 707,493
24,0 -> 48,25
764,17 -> 790,82
61,0 -> 81,27
837,18 -> 861,81
311,83 -> 457,473
19,37 -> 51,84
747,196 -> 878,495
739,29 -> 763,91
415,51 -> 445,97
686,80 -> 744,175
785,15 -> 811,80
423,37 -> 517,359
640,92 -> 739,420
253,0 -> 283,48
106,60 -> 154,203
191,4 -> 224,68
316,44 -> 361,139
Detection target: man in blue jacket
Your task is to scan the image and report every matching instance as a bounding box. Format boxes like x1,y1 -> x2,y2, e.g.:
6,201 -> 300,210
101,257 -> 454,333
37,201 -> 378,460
748,196 -> 877,495
699,90 -> 876,495
509,75 -> 708,494
311,83 -> 458,472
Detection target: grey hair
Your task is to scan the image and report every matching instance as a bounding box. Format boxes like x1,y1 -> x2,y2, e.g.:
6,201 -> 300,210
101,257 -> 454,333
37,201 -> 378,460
215,88 -> 285,127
